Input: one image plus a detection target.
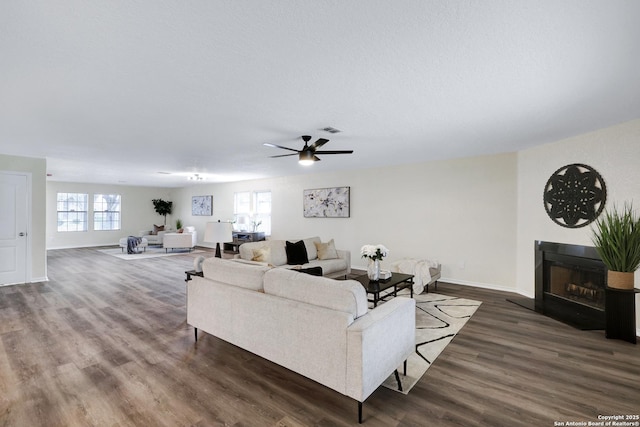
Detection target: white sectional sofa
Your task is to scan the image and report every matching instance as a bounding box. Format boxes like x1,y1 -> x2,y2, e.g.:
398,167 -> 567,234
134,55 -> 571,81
187,257 -> 415,423
163,226 -> 197,252
237,236 -> 351,278
139,228 -> 166,245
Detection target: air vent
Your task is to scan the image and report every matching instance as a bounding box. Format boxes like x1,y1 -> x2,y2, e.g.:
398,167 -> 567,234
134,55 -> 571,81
321,127 -> 341,134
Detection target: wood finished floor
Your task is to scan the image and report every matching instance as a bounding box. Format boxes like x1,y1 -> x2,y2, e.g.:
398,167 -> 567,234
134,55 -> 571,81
1,248 -> 638,426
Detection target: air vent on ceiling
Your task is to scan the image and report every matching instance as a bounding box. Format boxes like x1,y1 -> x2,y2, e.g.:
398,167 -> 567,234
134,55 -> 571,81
321,127 -> 341,134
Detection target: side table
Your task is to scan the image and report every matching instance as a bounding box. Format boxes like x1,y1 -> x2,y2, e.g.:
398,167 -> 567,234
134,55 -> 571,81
185,270 -> 203,282
605,287 -> 638,344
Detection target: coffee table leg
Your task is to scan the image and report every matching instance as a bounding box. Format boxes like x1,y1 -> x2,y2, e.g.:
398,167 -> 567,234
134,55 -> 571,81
394,369 -> 403,392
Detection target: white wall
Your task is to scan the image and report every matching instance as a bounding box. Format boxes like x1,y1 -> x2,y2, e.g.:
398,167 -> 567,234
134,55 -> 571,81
46,182 -> 175,249
173,152 -> 519,290
516,118 -> 640,329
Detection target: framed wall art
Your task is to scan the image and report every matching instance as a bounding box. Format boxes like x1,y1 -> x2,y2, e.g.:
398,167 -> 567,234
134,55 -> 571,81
543,163 -> 606,228
303,186 -> 350,218
192,195 -> 213,216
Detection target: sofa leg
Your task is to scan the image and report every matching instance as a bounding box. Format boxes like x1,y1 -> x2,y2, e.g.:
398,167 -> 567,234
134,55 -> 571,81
358,401 -> 363,424
434,280 -> 438,291
194,327 -> 198,342
404,360 -> 407,376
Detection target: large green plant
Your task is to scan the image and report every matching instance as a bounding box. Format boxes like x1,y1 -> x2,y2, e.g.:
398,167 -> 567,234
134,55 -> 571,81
591,203 -> 640,272
152,199 -> 173,225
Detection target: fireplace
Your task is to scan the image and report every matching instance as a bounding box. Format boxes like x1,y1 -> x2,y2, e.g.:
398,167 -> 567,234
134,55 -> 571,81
534,241 -> 606,329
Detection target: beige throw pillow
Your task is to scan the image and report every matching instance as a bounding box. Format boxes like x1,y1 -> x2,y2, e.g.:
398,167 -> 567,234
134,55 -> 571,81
252,246 -> 271,263
315,239 -> 338,260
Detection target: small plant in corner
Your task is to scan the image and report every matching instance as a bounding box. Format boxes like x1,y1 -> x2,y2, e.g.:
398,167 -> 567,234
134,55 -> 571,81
176,218 -> 183,231
152,198 -> 173,226
591,202 -> 640,289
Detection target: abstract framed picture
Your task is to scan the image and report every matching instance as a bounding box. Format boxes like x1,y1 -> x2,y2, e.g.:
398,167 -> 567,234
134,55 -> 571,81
303,186 -> 350,218
192,195 -> 213,216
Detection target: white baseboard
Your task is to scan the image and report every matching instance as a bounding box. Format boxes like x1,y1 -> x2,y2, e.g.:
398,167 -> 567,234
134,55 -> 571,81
0,276 -> 48,287
439,277 -> 527,296
47,243 -> 117,250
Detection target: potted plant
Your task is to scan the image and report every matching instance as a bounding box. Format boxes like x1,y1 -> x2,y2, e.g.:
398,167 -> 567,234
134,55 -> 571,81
591,202 -> 640,290
152,199 -> 173,226
176,218 -> 183,232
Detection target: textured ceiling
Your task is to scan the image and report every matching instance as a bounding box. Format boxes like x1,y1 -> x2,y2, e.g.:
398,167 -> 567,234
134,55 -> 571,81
1,1 -> 639,187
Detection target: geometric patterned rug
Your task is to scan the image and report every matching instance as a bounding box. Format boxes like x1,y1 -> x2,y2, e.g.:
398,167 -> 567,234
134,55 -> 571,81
382,292 -> 482,394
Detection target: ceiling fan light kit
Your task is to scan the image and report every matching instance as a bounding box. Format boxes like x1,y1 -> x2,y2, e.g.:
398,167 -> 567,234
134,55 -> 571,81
298,150 -> 316,166
264,135 -> 353,165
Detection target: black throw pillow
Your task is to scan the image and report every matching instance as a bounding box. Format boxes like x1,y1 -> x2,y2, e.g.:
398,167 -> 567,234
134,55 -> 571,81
297,266 -> 323,276
286,240 -> 309,265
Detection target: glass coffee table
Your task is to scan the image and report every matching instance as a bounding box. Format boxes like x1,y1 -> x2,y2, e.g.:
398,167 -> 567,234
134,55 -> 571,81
354,272 -> 414,307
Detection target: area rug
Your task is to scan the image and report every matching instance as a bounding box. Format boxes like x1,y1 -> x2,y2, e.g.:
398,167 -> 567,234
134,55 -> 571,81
97,247 -> 204,260
382,292 -> 481,394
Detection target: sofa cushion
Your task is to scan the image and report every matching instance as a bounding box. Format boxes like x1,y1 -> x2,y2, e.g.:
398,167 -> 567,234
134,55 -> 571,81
302,236 -> 321,260
202,257 -> 270,291
252,246 -> 271,263
286,240 -> 309,265
239,240 -> 288,266
263,268 -> 367,318
152,224 -> 164,235
315,239 -> 338,260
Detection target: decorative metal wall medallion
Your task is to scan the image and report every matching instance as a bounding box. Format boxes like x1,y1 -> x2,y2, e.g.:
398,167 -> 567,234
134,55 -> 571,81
543,163 -> 606,228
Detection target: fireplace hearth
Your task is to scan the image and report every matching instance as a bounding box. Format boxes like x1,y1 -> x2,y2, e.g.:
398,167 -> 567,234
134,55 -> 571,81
510,241 -> 606,330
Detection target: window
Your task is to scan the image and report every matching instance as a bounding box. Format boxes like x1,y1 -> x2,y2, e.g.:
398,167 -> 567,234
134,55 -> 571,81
253,191 -> 271,235
94,194 -> 121,231
234,191 -> 251,217
57,193 -> 88,232
234,190 -> 271,235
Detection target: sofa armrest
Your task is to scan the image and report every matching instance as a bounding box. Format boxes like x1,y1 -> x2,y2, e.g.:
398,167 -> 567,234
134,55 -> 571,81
345,297 -> 415,402
336,249 -> 351,275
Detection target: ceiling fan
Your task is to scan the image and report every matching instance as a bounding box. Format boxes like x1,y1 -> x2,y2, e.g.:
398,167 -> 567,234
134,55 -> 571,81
264,135 -> 354,166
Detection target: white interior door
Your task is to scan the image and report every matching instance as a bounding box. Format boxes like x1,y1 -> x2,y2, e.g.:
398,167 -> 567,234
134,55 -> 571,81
0,172 -> 28,285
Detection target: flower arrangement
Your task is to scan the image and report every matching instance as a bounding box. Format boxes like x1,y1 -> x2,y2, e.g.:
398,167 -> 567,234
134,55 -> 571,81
360,244 -> 389,261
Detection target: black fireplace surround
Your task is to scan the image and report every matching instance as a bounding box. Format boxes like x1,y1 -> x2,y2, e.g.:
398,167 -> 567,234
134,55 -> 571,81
534,241 -> 606,330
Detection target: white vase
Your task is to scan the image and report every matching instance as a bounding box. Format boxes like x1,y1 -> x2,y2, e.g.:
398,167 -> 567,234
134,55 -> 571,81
367,259 -> 381,281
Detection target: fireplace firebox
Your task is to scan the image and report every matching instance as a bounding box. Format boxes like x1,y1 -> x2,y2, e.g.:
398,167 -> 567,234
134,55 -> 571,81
534,241 -> 606,329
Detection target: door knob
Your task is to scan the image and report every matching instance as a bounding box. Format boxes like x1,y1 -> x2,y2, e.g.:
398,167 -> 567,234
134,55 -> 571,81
18,232 -> 26,237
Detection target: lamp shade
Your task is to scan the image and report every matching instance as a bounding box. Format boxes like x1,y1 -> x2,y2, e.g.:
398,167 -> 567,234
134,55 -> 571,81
204,221 -> 233,244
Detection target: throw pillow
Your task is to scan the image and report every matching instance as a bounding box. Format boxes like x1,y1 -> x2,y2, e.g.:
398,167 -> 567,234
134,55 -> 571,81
153,224 -> 164,235
252,247 -> 271,263
314,239 -> 338,260
296,266 -> 323,276
286,240 -> 309,265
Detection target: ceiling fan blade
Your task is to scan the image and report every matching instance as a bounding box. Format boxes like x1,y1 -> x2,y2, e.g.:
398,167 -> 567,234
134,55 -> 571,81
313,156 -> 321,161
313,150 -> 354,154
270,153 -> 298,158
263,143 -> 300,153
309,138 -> 329,151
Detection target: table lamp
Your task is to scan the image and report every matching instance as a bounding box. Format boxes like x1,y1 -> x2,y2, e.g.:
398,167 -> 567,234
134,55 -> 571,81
204,220 -> 233,258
